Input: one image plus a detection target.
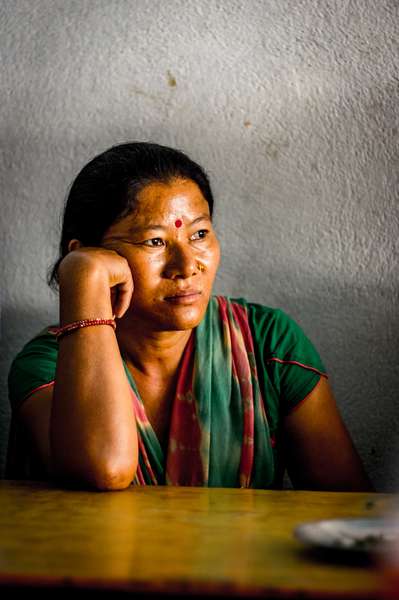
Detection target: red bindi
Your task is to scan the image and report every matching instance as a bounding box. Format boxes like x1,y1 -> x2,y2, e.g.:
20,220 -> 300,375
174,219 -> 183,228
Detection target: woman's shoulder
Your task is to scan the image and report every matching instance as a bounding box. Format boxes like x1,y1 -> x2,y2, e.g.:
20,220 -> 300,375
218,296 -> 327,415
216,295 -> 300,340
11,327 -> 58,362
215,295 -> 325,369
8,327 -> 58,410
228,296 -> 287,320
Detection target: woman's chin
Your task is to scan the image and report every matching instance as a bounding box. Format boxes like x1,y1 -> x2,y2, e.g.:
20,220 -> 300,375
123,297 -> 210,332
161,305 -> 205,331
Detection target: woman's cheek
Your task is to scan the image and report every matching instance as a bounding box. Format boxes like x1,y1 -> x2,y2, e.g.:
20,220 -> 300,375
199,241 -> 220,271
130,256 -> 164,288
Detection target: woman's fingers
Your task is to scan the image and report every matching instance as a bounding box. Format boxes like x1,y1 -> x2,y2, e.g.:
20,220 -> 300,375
105,249 -> 134,318
113,276 -> 134,318
59,247 -> 135,319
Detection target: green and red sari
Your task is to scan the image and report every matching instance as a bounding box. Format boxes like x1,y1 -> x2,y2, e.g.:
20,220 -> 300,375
7,296 -> 327,487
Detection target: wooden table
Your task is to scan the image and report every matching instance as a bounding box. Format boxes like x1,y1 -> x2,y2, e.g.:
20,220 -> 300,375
0,481 -> 395,598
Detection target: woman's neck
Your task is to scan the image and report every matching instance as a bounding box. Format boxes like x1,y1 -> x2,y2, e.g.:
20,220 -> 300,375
116,318 -> 192,379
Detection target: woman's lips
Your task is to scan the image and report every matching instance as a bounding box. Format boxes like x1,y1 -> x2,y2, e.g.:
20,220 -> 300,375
164,291 -> 202,305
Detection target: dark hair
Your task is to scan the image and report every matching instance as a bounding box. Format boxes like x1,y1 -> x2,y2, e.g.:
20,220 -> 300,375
48,142 -> 214,287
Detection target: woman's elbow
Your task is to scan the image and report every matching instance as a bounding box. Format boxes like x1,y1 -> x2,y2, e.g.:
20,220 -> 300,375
89,457 -> 137,490
51,452 -> 137,491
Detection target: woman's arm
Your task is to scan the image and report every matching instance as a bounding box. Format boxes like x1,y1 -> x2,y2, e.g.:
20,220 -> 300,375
19,247 -> 138,490
282,377 -> 374,491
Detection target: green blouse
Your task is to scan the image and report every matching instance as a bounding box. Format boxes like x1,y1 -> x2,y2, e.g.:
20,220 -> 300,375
7,297 -> 326,486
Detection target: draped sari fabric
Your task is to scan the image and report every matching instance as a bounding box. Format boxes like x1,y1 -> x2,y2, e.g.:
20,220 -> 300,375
128,296 -> 275,488
8,295 -> 326,484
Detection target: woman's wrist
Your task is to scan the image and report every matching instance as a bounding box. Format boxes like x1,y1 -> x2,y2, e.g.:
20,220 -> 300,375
59,291 -> 113,324
49,317 -> 116,340
59,268 -> 114,324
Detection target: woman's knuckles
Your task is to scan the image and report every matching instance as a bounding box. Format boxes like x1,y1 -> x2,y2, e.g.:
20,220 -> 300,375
59,248 -> 132,290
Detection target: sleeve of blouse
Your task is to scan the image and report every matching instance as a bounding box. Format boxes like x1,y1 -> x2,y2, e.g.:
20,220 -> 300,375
245,303 -> 328,415
8,330 -> 58,413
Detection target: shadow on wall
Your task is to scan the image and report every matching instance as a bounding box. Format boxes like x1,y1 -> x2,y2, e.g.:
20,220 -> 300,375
285,285 -> 399,494
300,291 -> 398,494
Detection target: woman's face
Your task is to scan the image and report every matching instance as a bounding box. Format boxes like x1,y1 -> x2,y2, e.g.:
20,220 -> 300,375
102,178 -> 220,331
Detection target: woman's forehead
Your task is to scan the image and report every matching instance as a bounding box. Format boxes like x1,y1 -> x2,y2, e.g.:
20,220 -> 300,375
107,179 -> 210,235
137,178 -> 206,203
133,180 -> 210,220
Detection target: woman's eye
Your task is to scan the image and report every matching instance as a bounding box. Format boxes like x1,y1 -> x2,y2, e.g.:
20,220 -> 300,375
190,229 -> 209,241
142,238 -> 165,247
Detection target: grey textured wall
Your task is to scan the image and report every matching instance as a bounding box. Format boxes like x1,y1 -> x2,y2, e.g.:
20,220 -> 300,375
1,0 -> 398,489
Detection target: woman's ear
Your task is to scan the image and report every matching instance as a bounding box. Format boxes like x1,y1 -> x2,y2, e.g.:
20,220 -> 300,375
67,239 -> 83,252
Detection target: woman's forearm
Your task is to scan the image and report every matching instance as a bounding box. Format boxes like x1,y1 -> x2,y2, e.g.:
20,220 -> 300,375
51,268 -> 137,490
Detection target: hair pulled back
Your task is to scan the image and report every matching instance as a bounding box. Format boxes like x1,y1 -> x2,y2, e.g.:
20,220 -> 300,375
49,142 -> 214,287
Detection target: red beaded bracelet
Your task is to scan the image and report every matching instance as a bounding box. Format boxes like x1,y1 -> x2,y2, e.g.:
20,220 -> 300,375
48,318 -> 116,340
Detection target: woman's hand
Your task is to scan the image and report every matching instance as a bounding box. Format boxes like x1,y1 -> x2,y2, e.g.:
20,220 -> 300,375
57,247 -> 134,319
40,245 -> 139,489
18,244 -> 139,490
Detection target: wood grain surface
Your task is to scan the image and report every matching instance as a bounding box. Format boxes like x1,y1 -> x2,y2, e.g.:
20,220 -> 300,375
0,481 -> 395,598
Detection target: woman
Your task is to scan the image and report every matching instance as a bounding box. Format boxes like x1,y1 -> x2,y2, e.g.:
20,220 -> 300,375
7,142 -> 372,491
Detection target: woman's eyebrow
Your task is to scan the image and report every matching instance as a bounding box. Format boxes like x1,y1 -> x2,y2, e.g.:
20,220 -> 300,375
190,214 -> 211,226
128,224 -> 165,234
128,214 -> 210,234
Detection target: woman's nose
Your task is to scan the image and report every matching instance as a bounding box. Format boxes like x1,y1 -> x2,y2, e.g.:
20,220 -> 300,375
163,244 -> 198,279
